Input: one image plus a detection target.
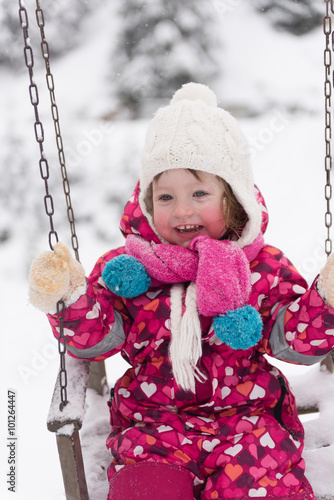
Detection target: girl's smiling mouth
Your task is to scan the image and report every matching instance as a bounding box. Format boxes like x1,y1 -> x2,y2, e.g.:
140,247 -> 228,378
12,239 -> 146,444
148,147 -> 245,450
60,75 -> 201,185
175,225 -> 204,234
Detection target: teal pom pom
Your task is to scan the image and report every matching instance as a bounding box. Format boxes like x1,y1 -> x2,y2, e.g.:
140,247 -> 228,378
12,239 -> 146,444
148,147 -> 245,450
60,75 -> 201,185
213,305 -> 263,350
102,255 -> 151,298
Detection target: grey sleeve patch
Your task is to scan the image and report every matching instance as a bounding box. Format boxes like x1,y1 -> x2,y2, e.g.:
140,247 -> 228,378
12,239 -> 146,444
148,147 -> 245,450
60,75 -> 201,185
269,305 -> 328,365
66,310 -> 125,359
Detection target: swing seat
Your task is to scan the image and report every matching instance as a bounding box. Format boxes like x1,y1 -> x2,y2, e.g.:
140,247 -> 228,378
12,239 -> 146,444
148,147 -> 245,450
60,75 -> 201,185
47,355 -> 109,500
47,356 -> 90,500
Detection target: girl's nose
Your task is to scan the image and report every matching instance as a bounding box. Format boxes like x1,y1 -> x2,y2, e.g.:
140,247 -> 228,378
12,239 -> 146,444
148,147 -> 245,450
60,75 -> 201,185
172,201 -> 194,218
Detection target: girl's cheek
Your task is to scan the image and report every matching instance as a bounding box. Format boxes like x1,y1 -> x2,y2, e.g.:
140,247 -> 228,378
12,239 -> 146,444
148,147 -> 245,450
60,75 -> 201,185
203,206 -> 224,221
153,209 -> 168,231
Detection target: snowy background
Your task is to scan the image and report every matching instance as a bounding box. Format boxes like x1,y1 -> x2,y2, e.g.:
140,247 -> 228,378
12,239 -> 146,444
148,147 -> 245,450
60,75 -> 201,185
1,0 -> 334,498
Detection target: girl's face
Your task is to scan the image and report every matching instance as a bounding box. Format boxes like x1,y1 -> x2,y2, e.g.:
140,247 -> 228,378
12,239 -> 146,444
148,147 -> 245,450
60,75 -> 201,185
152,169 -> 226,248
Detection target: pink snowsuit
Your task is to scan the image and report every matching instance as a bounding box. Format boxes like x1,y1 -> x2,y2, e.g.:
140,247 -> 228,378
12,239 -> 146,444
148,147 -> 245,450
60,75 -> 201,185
48,183 -> 334,499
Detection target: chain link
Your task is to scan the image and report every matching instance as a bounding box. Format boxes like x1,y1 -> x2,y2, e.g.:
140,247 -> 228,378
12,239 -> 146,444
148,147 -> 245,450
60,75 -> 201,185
57,300 -> 68,410
35,0 -> 80,262
18,0 -> 73,410
324,0 -> 333,257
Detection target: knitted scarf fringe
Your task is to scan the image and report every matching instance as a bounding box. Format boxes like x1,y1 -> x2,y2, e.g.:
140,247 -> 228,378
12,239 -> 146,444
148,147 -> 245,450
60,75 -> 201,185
169,282 -> 207,392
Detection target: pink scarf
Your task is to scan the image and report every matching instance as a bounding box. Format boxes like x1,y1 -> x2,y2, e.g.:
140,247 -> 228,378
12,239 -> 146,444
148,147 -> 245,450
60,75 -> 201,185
125,233 -> 264,317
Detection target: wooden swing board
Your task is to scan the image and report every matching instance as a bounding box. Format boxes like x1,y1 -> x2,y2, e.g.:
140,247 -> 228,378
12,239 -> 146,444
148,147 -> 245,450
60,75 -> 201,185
47,356 -> 91,500
56,430 -> 89,500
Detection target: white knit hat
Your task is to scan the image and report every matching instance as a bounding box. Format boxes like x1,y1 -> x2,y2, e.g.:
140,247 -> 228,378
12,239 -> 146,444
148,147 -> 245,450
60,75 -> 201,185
139,82 -> 262,248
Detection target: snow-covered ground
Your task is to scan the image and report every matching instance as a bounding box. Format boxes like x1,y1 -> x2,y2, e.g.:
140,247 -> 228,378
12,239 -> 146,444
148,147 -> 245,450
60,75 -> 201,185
1,1 -> 334,498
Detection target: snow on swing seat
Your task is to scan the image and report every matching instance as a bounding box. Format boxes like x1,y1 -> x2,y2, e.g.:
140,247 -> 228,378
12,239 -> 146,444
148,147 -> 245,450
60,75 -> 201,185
47,355 -> 90,433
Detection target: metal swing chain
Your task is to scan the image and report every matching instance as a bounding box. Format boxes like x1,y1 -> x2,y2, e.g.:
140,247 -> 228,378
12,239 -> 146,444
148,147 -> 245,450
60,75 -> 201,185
35,0 -> 80,263
18,1 -> 58,252
324,0 -> 333,257
18,0 -> 78,410
34,0 -> 82,407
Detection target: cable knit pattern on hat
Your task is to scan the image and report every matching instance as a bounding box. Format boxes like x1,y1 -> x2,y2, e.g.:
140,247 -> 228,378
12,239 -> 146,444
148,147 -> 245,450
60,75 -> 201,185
139,82 -> 262,248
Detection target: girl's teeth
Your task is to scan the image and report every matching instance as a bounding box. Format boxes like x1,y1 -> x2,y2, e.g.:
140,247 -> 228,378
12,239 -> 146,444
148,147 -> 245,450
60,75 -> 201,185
177,225 -> 201,233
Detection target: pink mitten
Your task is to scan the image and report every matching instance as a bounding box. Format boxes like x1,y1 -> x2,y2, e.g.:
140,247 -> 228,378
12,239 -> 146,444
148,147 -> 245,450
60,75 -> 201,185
189,236 -> 262,350
189,236 -> 251,317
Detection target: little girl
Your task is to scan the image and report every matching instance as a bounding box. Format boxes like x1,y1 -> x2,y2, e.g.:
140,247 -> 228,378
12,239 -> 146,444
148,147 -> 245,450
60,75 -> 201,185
29,83 -> 334,500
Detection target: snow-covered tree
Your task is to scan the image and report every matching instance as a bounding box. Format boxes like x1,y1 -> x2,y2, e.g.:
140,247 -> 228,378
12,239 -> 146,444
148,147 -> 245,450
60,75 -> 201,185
0,0 -> 101,67
254,0 -> 323,35
111,0 -> 221,116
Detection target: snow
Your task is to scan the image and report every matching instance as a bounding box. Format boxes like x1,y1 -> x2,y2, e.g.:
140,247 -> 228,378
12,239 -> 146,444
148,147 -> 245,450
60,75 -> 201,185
47,356 -> 90,433
1,1 -> 334,498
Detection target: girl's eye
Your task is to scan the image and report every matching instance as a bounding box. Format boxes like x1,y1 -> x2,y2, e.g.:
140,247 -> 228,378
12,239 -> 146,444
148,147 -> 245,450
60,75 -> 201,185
158,194 -> 173,201
194,191 -> 207,198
